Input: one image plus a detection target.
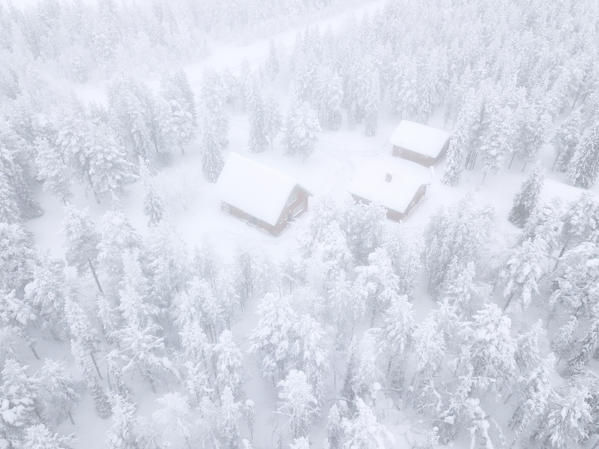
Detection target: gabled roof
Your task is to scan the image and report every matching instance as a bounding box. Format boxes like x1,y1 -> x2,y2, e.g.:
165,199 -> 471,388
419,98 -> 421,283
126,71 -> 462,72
216,153 -> 301,226
390,120 -> 451,158
349,162 -> 428,214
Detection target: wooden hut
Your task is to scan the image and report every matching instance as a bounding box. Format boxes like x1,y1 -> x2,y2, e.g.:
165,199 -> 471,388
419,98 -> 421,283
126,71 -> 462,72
216,153 -> 309,235
390,120 -> 450,167
349,165 -> 428,221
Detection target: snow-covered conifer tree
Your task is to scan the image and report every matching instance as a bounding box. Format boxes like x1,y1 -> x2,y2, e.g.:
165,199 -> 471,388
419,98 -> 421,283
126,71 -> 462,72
557,193 -> 599,259
35,360 -> 80,426
500,237 -> 547,311
439,259 -> 480,314
551,316 -> 578,362
34,136 -> 71,202
215,387 -> 242,448
567,313 -> 599,373
568,124 -> 599,188
552,109 -> 581,172
142,178 -> 165,226
277,369 -> 318,438
340,201 -> 385,264
521,200 -> 563,254
510,355 -> 554,445
0,359 -> 38,435
250,293 -> 299,382
459,303 -> 517,393
315,66 -> 343,130
284,101 -> 320,159
109,323 -> 176,392
24,257 -> 68,340
423,198 -> 492,295
64,297 -> 102,378
97,210 -> 141,296
508,165 -> 544,227
354,248 -> 399,323
0,223 -> 35,293
342,398 -> 390,449
200,112 -> 225,182
62,206 -> 103,294
106,395 -> 153,449
0,170 -> 20,224
107,78 -> 162,161
174,277 -> 225,343
534,382 -> 594,449
152,392 -> 193,449
20,424 -> 72,449
213,330 -> 243,398
0,120 -> 40,220
70,339 -> 111,418
143,224 -> 191,315
159,70 -> 196,155
379,295 -> 414,386
248,90 -> 281,153
550,242 -> 599,319
85,120 -> 137,201
479,101 -> 512,180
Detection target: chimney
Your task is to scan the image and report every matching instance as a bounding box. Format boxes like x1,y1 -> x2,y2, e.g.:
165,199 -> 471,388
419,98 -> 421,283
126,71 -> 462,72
385,173 -> 393,183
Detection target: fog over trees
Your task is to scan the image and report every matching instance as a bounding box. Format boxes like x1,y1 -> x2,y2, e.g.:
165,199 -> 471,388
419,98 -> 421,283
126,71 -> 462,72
1,0 -> 599,448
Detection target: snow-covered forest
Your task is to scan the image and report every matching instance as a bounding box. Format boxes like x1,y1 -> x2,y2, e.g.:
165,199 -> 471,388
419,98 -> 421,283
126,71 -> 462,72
1,0 -> 599,448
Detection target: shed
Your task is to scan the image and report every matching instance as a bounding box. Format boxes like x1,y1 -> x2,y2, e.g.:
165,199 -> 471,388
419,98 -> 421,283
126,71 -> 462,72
349,165 -> 428,221
216,153 -> 309,235
390,120 -> 451,167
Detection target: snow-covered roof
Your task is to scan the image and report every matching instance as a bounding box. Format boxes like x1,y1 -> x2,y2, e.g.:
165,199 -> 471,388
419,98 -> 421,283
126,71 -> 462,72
349,163 -> 428,214
390,120 -> 451,158
216,153 -> 301,226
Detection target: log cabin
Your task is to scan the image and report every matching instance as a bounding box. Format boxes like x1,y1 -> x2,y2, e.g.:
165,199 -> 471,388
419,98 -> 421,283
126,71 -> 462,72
216,153 -> 309,235
390,120 -> 451,167
349,165 -> 428,222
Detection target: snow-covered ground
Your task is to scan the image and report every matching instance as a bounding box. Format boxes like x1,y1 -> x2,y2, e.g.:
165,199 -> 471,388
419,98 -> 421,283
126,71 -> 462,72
4,0 -> 599,449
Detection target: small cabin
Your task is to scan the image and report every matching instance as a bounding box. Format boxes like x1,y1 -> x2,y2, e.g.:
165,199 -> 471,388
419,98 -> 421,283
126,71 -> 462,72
349,167 -> 428,222
390,120 -> 450,167
216,153 -> 309,235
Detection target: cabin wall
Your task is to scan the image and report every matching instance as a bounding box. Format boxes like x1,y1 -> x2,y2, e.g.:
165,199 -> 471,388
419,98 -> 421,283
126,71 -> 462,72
222,187 -> 309,236
274,188 -> 309,234
392,145 -> 442,167
405,184 -> 427,216
222,203 -> 278,235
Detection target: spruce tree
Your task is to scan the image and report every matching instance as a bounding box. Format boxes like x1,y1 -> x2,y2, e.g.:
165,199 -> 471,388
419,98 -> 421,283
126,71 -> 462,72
568,124 -> 599,188
34,136 -> 71,202
35,360 -> 80,426
142,179 -> 165,227
0,222 -> 35,293
284,100 -> 320,159
200,112 -> 225,183
159,70 -> 196,155
552,110 -> 581,172
62,206 -> 103,294
20,424 -> 72,449
315,66 -> 343,131
508,166 -> 544,227
277,369 -> 318,439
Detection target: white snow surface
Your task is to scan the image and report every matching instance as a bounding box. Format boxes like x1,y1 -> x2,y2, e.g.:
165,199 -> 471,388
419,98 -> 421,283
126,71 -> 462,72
389,120 -> 451,158
349,157 -> 430,214
216,152 -> 301,226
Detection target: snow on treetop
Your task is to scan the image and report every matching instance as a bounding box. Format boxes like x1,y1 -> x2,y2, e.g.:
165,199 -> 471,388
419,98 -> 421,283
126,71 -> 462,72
390,120 -> 451,158
349,159 -> 429,214
216,152 -> 301,226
